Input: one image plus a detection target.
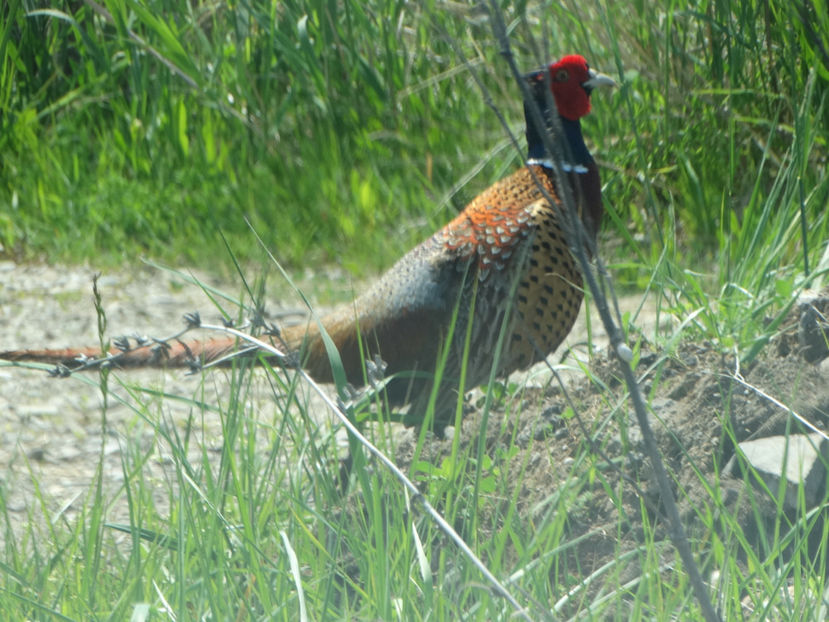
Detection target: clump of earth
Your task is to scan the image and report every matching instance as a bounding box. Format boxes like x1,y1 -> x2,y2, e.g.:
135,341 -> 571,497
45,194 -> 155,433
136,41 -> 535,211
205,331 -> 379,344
392,288 -> 829,606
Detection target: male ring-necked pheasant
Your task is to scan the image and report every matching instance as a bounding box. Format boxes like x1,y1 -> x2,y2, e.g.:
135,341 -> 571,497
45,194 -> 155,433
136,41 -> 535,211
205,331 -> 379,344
2,55 -> 615,430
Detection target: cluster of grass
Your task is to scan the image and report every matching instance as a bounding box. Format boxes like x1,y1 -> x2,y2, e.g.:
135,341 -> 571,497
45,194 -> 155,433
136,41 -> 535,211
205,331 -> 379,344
2,0 -> 511,270
2,0 -> 825,274
2,0 -> 829,619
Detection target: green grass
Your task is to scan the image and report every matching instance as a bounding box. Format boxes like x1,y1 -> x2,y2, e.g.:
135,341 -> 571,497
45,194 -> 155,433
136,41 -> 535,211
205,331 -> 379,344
2,0 -> 829,619
2,0 -> 826,273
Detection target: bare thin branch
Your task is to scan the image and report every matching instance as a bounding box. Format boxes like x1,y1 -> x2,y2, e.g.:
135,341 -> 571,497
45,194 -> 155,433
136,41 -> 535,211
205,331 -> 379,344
484,3 -> 721,620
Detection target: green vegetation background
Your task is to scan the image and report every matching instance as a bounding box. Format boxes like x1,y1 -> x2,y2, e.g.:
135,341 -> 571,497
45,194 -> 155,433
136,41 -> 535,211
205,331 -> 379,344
2,0 -> 826,281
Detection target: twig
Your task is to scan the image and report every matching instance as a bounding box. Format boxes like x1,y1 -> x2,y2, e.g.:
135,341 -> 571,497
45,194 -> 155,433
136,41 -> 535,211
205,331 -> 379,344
484,4 -> 721,620
723,370 -> 829,443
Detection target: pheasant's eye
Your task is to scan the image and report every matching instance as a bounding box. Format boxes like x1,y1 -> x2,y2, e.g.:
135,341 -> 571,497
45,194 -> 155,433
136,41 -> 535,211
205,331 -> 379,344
555,69 -> 569,82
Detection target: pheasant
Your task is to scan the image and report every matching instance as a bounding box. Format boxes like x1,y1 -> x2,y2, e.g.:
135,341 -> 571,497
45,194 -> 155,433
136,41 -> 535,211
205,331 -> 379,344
1,55 -> 615,430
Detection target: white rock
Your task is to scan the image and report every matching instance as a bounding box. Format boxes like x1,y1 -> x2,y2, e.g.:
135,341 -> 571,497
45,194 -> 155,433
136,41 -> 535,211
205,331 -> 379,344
731,433 -> 829,510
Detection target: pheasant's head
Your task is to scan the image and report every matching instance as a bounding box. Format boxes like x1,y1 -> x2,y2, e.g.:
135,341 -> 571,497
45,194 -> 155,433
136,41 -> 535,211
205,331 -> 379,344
523,55 -> 616,161
547,54 -> 616,121
523,55 -> 616,238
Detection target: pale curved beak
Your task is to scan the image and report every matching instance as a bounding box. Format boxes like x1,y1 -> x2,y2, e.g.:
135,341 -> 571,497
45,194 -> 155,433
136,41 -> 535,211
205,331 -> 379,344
583,68 -> 618,91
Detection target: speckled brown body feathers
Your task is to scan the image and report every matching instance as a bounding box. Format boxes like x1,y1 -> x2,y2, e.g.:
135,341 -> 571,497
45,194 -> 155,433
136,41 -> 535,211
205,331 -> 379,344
282,162 -> 595,424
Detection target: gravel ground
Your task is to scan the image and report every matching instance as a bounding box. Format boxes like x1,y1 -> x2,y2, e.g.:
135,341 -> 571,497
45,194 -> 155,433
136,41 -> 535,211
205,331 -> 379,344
0,262 -> 319,547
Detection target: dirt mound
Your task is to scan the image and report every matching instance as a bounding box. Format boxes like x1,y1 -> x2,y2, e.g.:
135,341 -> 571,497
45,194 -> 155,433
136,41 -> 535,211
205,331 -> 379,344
394,291 -> 829,596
